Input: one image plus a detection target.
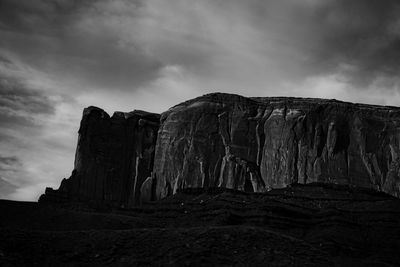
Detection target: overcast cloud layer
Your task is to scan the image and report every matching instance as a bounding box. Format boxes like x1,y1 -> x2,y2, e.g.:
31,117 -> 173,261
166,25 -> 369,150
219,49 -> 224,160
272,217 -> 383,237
1,0 -> 400,200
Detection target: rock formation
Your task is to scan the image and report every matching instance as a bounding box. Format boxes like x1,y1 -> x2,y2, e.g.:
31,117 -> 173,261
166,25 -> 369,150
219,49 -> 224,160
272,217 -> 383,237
40,107 -> 160,207
153,93 -> 400,199
41,93 -> 400,205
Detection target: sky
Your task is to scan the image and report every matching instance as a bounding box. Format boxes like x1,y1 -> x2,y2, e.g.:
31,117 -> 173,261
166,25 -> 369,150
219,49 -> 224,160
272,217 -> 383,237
1,0 -> 400,201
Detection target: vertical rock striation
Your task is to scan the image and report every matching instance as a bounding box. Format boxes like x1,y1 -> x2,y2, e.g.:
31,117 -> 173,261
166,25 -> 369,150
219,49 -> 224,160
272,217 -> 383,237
40,107 -> 160,207
153,93 -> 400,199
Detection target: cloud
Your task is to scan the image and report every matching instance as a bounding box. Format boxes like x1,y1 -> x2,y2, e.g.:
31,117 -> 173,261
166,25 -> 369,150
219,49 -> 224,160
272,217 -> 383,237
2,0 -> 400,95
0,155 -> 21,171
0,177 -> 18,199
0,55 -> 79,201
0,76 -> 55,126
304,0 -> 400,88
0,155 -> 20,199
0,0 -> 163,93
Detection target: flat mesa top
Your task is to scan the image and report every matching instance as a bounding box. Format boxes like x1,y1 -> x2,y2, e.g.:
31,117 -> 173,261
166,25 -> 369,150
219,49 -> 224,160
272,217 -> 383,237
166,92 -> 400,116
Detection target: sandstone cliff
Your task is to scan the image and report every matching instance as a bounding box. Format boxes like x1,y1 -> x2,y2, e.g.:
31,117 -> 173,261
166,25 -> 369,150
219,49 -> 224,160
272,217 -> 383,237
40,106 -> 160,206
40,93 -> 400,205
153,93 -> 400,199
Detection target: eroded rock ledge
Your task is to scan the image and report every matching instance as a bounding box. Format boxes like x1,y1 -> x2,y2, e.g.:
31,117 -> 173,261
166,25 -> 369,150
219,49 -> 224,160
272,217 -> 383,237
40,93 -> 400,206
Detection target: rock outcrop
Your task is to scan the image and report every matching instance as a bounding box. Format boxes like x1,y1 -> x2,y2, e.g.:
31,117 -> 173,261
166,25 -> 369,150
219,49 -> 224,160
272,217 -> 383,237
41,93 -> 400,205
153,93 -> 400,199
40,107 -> 160,207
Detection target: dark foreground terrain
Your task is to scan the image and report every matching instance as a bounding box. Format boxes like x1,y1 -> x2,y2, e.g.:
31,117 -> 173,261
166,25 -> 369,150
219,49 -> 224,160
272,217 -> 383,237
1,183 -> 400,266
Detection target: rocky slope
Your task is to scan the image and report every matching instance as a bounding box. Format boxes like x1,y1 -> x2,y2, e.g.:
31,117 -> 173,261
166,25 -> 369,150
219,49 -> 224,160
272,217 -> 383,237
40,93 -> 400,206
3,184 -> 400,266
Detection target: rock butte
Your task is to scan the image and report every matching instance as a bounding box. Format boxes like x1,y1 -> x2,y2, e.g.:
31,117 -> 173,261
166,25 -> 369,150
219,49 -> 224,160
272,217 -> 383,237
40,93 -> 400,206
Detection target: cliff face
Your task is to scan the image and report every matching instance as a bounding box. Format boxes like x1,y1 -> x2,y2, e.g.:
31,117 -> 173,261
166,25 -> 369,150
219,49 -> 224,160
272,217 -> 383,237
153,93 -> 400,199
40,107 -> 160,206
40,93 -> 400,205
